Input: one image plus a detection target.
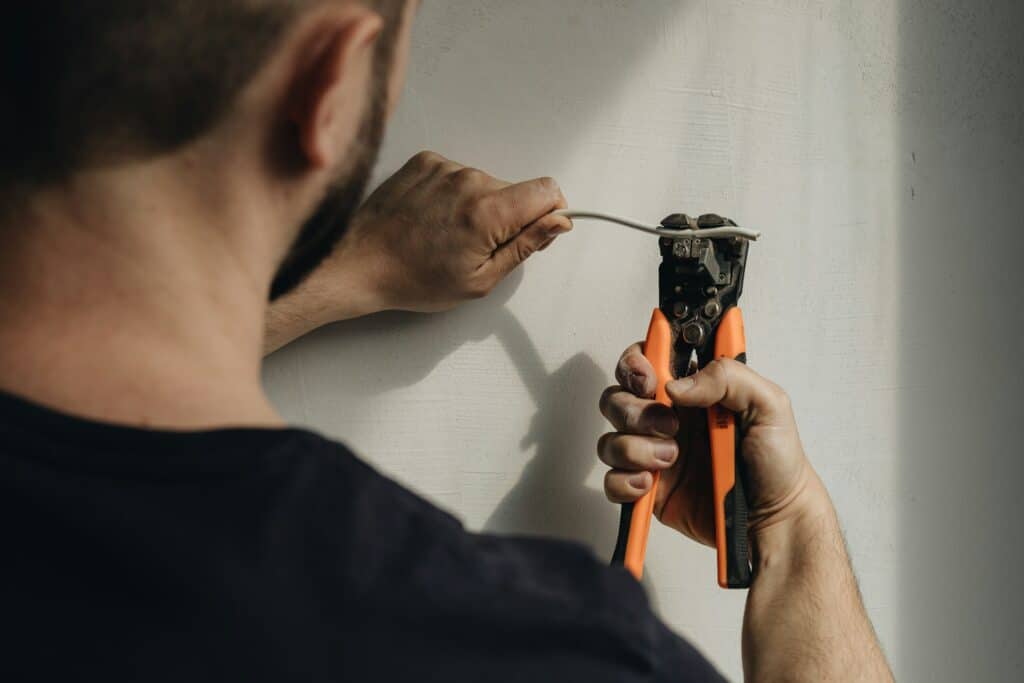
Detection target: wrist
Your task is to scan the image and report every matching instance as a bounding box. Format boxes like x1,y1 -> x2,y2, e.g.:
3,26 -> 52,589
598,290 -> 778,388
750,473 -> 844,579
299,251 -> 389,324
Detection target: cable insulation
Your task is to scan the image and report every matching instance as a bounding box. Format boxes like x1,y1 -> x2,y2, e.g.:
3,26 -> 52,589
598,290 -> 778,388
554,209 -> 761,241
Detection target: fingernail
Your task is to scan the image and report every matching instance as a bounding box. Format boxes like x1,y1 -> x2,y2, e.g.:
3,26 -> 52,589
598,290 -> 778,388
629,472 -> 650,489
651,411 -> 678,437
654,441 -> 677,464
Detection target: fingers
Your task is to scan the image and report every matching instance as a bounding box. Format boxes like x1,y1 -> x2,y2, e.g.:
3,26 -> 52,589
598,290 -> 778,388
405,153 -> 572,259
391,152 -> 573,298
615,343 -> 656,398
604,469 -> 654,504
401,150 -> 458,188
489,177 -> 569,245
598,386 -> 678,437
598,433 -> 677,470
403,151 -> 502,196
489,210 -> 572,276
666,358 -> 791,423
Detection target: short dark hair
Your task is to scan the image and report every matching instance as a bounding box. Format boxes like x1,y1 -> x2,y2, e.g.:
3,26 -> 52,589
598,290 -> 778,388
1,1 -> 398,190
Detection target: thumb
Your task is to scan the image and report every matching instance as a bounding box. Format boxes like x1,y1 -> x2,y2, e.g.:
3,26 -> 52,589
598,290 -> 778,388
490,211 -> 573,277
665,358 -> 791,425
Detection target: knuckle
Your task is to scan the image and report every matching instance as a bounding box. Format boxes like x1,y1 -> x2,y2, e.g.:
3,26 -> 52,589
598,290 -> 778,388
770,383 -> 791,409
607,435 -> 630,463
702,359 -> 728,385
410,150 -> 442,169
513,240 -> 535,264
617,353 -> 650,396
438,160 -> 462,177
613,359 -> 630,388
598,386 -> 619,414
537,176 -> 559,195
467,194 -> 497,225
451,166 -> 483,188
603,470 -> 626,500
615,352 -> 637,378
622,403 -> 643,432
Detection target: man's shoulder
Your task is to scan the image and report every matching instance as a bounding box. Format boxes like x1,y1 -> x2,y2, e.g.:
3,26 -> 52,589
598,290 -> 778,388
285,435 -> 723,680
274,431 -> 626,601
268,428 -> 464,536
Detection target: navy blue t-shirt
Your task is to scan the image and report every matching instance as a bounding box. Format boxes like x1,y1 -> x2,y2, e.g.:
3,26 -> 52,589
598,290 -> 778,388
0,389 -> 723,682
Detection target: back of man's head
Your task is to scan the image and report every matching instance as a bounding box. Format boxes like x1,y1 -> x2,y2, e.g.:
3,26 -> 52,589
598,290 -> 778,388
0,1 -> 400,191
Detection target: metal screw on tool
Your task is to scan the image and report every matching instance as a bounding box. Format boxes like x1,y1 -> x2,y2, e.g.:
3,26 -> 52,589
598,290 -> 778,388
681,320 -> 706,346
672,302 -> 689,319
703,301 -> 722,319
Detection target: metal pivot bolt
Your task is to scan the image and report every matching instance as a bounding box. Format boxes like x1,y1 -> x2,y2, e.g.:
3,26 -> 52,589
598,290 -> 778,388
703,301 -> 723,319
672,302 -> 689,318
681,320 -> 706,346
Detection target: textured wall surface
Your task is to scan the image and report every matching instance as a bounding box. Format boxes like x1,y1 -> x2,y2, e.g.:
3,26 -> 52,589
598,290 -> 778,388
264,2 -> 1024,680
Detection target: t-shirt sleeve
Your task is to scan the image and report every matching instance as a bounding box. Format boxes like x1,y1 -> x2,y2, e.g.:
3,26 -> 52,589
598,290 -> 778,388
459,533 -> 729,683
323,440 -> 727,682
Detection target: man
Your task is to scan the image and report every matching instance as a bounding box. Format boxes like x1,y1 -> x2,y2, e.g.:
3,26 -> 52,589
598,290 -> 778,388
0,1 -> 892,681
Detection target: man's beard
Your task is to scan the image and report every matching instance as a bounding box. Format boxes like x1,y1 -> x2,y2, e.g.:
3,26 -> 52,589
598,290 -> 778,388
268,74 -> 387,301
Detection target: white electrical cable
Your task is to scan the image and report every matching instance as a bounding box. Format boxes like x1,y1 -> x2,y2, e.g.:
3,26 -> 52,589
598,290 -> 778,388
553,209 -> 761,241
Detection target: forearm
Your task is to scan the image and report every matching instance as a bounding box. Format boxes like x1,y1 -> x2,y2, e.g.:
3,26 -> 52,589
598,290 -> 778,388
263,266 -> 383,355
263,296 -> 330,355
742,496 -> 892,682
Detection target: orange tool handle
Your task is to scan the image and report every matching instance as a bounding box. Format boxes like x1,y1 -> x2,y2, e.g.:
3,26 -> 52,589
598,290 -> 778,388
708,306 -> 752,588
612,308 -> 673,580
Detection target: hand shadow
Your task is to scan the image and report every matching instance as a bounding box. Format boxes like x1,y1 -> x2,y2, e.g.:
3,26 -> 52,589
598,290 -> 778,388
482,347 -> 614,551
483,314 -> 664,605
266,266 -> 663,602
269,268 -> 528,400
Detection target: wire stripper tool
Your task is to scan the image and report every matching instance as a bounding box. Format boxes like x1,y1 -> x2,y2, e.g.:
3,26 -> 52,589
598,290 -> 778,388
608,212 -> 755,589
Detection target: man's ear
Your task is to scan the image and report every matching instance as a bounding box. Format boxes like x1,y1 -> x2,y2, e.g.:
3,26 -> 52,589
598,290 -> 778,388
287,6 -> 383,169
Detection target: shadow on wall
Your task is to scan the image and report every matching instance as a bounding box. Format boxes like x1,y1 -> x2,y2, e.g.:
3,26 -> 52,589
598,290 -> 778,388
479,332 -> 665,608
282,269 -> 665,602
277,269 -> 671,600
267,0 -> 697,552
284,269 -> 619,547
279,269 -> 529,396
897,1 -> 1024,680
481,326 -> 614,550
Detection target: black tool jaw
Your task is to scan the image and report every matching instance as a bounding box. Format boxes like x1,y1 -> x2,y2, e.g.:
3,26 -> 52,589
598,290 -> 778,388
657,213 -> 749,373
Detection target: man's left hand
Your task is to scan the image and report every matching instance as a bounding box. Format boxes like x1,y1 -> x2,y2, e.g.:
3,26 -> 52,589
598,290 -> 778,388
264,151 -> 572,353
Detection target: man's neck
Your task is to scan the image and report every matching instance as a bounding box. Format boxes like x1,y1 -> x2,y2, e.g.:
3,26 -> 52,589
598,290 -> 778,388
0,154 -> 287,430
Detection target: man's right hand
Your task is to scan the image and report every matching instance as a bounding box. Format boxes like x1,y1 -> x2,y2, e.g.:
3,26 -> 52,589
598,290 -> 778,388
597,345 -> 830,550
597,344 -> 894,682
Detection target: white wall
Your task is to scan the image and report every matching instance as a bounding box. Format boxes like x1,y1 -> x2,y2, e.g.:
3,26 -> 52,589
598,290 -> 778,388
265,2 -> 1024,680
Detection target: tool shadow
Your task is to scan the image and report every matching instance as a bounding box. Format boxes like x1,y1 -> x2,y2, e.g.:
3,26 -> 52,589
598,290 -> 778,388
480,316 -> 666,608
481,316 -> 614,551
265,269 -> 664,603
